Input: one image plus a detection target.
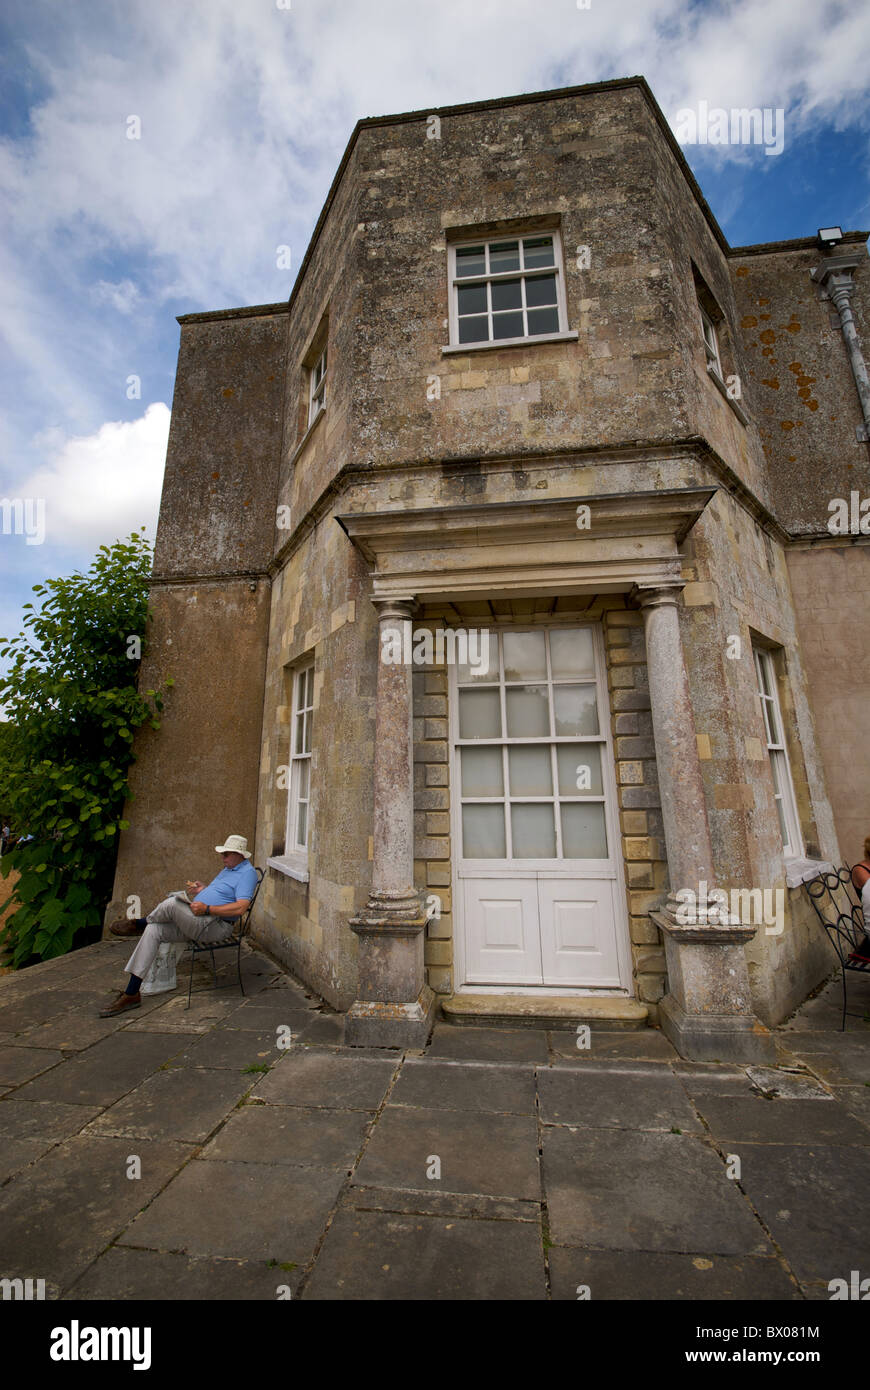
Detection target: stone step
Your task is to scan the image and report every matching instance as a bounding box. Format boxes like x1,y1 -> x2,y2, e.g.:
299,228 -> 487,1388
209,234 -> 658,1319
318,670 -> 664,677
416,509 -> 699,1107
440,993 -> 649,1031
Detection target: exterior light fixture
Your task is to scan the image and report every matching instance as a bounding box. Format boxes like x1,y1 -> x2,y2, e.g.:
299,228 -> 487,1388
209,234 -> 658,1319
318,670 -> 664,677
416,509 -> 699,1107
817,226 -> 844,246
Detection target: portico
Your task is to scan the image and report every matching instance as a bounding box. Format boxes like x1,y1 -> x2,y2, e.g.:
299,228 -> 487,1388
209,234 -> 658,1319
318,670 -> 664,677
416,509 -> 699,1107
337,487 -> 775,1058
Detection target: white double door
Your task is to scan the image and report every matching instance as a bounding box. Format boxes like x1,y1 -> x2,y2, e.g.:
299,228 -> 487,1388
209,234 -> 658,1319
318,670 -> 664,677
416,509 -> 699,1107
451,624 -> 629,990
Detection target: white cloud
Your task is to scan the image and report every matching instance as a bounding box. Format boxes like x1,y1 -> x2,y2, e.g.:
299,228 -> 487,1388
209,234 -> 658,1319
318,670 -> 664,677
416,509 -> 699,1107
93,278 -> 142,314
22,403 -> 170,551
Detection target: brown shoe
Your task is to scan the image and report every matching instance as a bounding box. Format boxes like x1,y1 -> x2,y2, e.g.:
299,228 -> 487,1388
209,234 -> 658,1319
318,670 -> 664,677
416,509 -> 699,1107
98,991 -> 141,1017
109,918 -> 145,937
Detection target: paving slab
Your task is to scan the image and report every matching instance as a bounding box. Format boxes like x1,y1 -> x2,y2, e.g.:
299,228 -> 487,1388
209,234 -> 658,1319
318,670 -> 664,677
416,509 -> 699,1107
389,1059 -> 536,1114
745,1066 -> 834,1099
293,1012 -> 345,1046
836,1084 -> 870,1134
123,994 -> 246,1033
83,1066 -> 255,1143
344,1184 -> 540,1222
548,1029 -> 679,1062
788,1049 -> 870,1086
0,1097 -> 103,1140
425,1024 -> 548,1064
304,1206 -> 547,1300
0,1045 -> 65,1085
548,1248 -> 800,1300
10,1031 -> 189,1106
353,1106 -> 540,1199
250,1048 -> 397,1110
538,1067 -> 701,1132
215,999 -> 323,1034
200,1103 -> 371,1169
690,1094 -> 869,1145
0,988 -> 105,1034
17,1014 -> 138,1051
543,1127 -> 771,1254
66,1247 -> 300,1300
737,1142 -> 870,1284
177,1028 -> 282,1069
0,1136 -> 59,1184
118,1158 -> 345,1263
0,1134 -> 192,1289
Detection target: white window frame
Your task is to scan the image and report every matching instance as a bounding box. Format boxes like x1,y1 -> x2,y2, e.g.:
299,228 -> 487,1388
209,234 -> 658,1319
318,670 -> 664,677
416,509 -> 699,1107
308,347 -> 327,427
753,647 -> 803,860
267,662 -> 314,882
447,230 -> 570,351
700,307 -> 723,379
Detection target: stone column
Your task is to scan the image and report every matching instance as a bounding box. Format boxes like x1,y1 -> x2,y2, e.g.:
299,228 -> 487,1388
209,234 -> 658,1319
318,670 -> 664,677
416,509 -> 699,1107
633,582 -> 774,1062
345,597 -> 435,1047
811,257 -> 870,442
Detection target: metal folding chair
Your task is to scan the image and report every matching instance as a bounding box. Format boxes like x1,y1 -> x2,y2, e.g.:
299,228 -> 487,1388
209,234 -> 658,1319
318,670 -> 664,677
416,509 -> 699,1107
184,867 -> 265,1009
802,864 -> 869,1030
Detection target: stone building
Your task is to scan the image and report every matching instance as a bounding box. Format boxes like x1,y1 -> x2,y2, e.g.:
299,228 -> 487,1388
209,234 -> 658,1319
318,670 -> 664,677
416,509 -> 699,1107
107,76 -> 870,1059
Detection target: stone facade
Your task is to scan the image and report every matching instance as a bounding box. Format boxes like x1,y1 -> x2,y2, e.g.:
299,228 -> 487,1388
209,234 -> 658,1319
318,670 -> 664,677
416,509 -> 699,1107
107,77 -> 869,1055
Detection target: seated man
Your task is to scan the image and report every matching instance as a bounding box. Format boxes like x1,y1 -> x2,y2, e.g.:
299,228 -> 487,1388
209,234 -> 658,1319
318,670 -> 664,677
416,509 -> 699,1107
99,835 -> 258,1017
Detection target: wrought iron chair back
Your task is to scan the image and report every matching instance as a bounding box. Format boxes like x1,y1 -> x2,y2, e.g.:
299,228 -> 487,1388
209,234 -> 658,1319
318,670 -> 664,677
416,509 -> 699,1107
184,866 -> 265,1009
802,864 -> 868,1029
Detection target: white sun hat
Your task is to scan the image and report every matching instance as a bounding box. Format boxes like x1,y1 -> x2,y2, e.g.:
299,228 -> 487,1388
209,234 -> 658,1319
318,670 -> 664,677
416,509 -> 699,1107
215,834 -> 252,860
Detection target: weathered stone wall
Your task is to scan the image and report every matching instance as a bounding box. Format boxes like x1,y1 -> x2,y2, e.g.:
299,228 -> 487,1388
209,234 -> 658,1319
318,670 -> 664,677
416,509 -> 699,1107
730,240 -> 870,534
106,578 -> 271,923
786,542 -> 870,868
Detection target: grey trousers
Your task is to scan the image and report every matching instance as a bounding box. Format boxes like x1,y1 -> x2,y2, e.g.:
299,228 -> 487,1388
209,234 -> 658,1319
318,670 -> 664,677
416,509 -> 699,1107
124,892 -> 236,981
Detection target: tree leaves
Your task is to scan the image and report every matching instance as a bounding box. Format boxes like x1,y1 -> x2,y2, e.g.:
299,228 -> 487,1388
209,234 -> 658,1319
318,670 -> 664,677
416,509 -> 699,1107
0,532 -> 171,968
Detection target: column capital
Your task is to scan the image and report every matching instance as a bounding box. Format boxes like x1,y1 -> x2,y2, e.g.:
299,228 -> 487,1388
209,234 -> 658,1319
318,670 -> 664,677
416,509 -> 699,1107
370,595 -> 417,623
630,580 -> 685,610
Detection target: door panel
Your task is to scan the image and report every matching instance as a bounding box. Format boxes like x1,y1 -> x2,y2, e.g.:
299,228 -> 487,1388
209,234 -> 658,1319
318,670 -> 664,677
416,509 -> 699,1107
463,878 -> 542,983
537,879 -> 621,986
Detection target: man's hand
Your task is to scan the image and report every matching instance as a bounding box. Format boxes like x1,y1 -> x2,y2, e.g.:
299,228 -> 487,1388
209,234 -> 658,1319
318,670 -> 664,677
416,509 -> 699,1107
186,880 -> 205,893
190,900 -> 209,917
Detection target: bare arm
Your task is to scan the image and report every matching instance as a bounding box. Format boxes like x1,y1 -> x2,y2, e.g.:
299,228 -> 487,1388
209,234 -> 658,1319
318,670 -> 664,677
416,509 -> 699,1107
190,898 -> 251,918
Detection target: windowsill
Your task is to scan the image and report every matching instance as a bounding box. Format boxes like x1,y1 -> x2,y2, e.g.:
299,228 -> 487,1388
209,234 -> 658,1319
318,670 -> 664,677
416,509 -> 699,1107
784,856 -> 835,889
267,855 -> 310,884
442,330 -> 579,356
288,405 -> 326,468
706,362 -> 749,425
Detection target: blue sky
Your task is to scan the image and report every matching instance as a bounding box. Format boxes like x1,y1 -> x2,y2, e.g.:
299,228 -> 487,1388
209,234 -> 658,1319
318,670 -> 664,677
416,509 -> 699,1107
1,0 -> 868,672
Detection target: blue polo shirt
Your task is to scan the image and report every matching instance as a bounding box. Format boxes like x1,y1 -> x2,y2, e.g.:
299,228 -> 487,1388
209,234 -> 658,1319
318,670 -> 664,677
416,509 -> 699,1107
197,860 -> 258,908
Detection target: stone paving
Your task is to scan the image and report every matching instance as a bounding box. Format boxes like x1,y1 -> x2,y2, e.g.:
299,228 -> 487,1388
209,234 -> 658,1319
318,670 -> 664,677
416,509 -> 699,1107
0,937 -> 868,1300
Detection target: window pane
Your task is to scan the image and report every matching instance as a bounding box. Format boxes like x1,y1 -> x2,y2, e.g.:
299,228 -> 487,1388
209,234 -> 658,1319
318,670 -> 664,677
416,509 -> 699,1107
550,629 -> 595,680
523,236 -> 555,268
459,315 -> 489,343
770,753 -> 789,846
491,278 -> 522,311
553,684 -> 599,736
461,747 -> 504,798
556,744 -> 603,796
298,761 -> 310,799
296,801 -> 308,847
525,273 -> 557,307
509,745 -> 553,797
462,804 -> 506,858
459,688 -> 502,739
302,711 -> 311,754
456,245 -> 486,277
511,803 -> 556,858
492,311 -> 524,340
527,307 -> 560,336
756,651 -> 771,697
457,283 -> 487,315
503,631 -> 546,681
489,241 -> 520,273
305,666 -> 314,706
295,712 -> 305,755
506,685 -> 549,738
561,803 -> 608,858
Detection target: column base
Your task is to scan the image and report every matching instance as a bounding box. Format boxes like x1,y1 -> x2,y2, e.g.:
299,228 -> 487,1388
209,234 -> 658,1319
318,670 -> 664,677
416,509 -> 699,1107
659,994 -> 776,1064
345,985 -> 437,1049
